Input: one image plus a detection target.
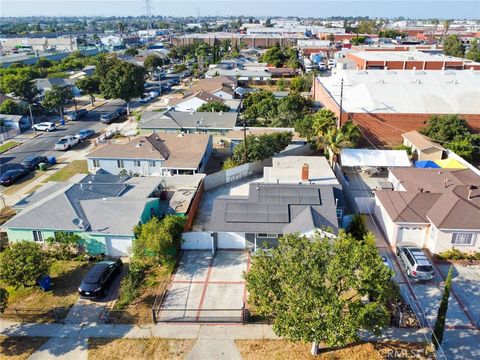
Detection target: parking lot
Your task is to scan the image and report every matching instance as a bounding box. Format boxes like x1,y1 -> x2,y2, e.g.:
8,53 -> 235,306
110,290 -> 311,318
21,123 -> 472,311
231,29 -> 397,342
157,250 -> 249,322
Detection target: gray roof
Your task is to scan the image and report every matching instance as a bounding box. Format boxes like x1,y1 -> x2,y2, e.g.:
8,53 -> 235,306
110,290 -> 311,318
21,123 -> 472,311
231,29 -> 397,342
209,183 -> 339,234
140,109 -> 238,131
35,78 -> 76,89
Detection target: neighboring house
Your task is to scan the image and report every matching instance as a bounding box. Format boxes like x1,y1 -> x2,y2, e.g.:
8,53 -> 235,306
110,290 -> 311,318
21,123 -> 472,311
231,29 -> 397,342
374,167 -> 480,254
0,114 -> 31,131
168,91 -> 225,112
5,173 -> 204,256
205,68 -> 272,82
139,109 -> 238,135
200,183 -> 340,251
69,65 -> 96,80
87,133 -> 213,176
402,130 -> 445,161
187,76 -> 237,100
34,78 -> 80,97
225,127 -> 307,152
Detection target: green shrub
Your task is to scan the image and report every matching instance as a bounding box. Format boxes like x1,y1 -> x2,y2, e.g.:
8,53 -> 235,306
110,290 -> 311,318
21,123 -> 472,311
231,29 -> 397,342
0,288 -> 8,313
115,260 -> 150,309
432,266 -> 453,349
45,232 -> 82,260
436,248 -> 480,261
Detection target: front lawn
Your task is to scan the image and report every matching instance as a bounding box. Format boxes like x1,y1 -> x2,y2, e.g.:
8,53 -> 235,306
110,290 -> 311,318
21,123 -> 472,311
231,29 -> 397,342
88,338 -> 195,360
0,207 -> 16,226
0,336 -> 49,360
0,141 -> 19,153
42,160 -> 88,183
108,262 -> 174,324
1,260 -> 92,322
235,340 -> 435,360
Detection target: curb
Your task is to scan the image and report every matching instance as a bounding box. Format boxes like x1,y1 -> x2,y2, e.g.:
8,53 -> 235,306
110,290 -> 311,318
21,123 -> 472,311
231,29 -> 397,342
0,133 -> 43,154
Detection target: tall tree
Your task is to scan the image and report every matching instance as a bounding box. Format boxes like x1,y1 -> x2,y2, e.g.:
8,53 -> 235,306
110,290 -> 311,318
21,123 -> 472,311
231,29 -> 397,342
143,54 -> 164,74
76,76 -> 100,106
42,85 -> 73,119
99,61 -> 146,115
443,35 -> 465,57
432,266 -> 453,349
117,22 -> 125,37
316,121 -> 361,165
231,132 -> 293,164
245,231 -> 394,350
2,76 -> 39,126
466,38 -> 480,62
197,101 -> 229,113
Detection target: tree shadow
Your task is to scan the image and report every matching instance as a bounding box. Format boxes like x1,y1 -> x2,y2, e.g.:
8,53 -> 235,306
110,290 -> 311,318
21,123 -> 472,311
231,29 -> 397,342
0,336 -> 49,358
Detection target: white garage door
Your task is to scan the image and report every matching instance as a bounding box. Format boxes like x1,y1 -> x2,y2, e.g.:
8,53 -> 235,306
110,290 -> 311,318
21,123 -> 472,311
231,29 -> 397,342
105,237 -> 132,257
182,232 -> 213,250
217,232 -> 246,249
397,226 -> 425,246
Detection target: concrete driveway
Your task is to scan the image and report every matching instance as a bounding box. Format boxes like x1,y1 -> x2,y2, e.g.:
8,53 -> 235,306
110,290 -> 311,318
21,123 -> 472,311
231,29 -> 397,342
158,250 -> 249,322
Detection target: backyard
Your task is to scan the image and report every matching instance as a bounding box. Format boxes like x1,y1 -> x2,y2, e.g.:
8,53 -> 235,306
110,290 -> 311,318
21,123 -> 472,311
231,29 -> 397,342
1,260 -> 93,323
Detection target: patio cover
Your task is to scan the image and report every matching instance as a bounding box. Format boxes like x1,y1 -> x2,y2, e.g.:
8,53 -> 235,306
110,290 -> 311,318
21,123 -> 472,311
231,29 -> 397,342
434,158 -> 467,169
415,160 -> 440,169
340,149 -> 411,167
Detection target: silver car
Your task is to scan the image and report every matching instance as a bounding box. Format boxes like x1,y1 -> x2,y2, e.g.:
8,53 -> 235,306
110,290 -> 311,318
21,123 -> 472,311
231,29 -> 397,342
396,246 -> 434,280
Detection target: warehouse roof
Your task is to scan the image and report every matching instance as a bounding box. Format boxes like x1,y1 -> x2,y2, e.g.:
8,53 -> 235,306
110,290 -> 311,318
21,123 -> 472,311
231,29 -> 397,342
317,70 -> 480,114
349,50 -> 480,64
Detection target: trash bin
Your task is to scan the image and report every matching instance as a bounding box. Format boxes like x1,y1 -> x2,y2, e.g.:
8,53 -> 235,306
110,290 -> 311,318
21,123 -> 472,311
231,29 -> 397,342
60,118 -> 65,126
38,275 -> 52,291
38,162 -> 47,171
47,156 -> 56,165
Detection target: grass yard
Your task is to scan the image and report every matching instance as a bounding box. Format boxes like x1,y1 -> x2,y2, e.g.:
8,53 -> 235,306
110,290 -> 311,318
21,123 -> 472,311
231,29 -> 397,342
1,260 -> 93,323
108,262 -> 174,324
0,336 -> 49,360
0,141 -> 19,153
235,340 -> 435,360
88,338 -> 195,360
0,207 -> 16,226
42,160 -> 88,183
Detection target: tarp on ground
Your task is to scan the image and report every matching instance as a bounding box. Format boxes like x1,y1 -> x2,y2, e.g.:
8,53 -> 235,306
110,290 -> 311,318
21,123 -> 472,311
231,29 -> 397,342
415,160 -> 441,168
434,158 -> 467,169
340,149 -> 411,167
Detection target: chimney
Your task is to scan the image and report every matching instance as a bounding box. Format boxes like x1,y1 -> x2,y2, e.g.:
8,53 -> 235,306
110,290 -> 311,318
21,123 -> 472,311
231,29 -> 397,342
301,163 -> 309,182
468,185 -> 475,200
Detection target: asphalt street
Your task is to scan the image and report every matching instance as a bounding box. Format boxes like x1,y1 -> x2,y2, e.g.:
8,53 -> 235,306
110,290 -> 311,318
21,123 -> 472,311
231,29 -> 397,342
0,99 -> 126,174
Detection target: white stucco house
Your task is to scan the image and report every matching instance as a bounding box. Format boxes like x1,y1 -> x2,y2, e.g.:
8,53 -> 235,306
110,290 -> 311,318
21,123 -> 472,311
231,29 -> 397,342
373,167 -> 480,254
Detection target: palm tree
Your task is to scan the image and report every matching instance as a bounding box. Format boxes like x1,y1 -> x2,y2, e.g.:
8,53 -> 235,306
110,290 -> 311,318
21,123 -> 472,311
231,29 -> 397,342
312,108 -> 337,138
117,22 -> 125,37
316,121 -> 361,165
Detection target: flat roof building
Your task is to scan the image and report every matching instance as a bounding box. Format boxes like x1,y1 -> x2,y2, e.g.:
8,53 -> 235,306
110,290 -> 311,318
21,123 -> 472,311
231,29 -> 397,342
312,69 -> 480,145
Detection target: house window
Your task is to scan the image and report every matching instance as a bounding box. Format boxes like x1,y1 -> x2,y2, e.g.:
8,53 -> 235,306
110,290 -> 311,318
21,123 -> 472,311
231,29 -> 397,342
117,160 -> 124,168
336,208 -> 343,219
451,233 -> 476,246
257,233 -> 277,238
134,160 -> 141,167
33,230 -> 44,242
93,159 -> 100,167
148,161 -> 156,167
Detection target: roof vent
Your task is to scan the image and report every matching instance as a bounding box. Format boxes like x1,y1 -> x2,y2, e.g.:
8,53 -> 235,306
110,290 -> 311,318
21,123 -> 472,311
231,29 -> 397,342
136,143 -> 142,147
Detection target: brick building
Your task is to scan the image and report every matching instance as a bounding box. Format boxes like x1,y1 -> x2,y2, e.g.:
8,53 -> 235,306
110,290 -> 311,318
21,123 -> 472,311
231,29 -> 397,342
170,33 -> 306,48
312,69 -> 480,146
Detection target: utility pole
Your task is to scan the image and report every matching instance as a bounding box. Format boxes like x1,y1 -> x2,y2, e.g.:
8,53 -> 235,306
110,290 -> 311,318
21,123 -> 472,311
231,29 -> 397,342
241,97 -> 248,164
338,78 -> 344,129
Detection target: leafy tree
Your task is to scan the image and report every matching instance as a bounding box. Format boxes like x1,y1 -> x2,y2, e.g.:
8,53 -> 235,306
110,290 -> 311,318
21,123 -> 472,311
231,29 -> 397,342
351,36 -> 367,45
99,61 -> 145,115
0,75 -> 39,125
316,121 -> 361,164
42,84 -> 73,118
143,54 -> 163,73
242,90 -> 278,124
231,132 -> 293,164
433,266 -> 453,349
289,75 -> 312,92
276,78 -> 288,91
446,137 -> 477,162
443,35 -> 465,57
133,216 -> 186,263
45,232 -> 82,260
0,241 -> 51,288
173,64 -> 187,73
76,76 -> 100,106
124,47 -> 139,57
347,214 -> 368,241
260,43 -> 287,67
244,231 -> 393,349
0,288 -> 8,313
274,92 -> 313,127
36,57 -> 53,69
0,99 -> 22,115
420,114 -> 471,143
117,22 -> 125,36
466,38 -> 480,62
197,101 -> 229,112
357,19 -> 376,34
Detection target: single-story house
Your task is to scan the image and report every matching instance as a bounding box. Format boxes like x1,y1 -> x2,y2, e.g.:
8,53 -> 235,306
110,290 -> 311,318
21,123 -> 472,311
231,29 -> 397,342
6,173 -> 205,256
187,76 -> 237,100
69,65 -> 96,80
374,168 -> 480,254
34,78 -> 80,97
87,133 -> 212,176
168,90 -> 233,113
402,130 -> 445,161
205,68 -> 272,82
204,183 -> 340,251
139,109 -> 238,135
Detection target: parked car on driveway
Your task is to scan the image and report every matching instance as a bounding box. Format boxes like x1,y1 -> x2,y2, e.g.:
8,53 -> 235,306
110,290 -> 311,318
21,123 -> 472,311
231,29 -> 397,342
396,246 -> 434,280
0,168 -> 30,186
21,155 -> 48,170
65,109 -> 88,121
75,129 -> 95,141
140,94 -> 153,103
33,122 -> 56,132
100,112 -> 120,124
78,259 -> 123,299
55,136 -> 80,151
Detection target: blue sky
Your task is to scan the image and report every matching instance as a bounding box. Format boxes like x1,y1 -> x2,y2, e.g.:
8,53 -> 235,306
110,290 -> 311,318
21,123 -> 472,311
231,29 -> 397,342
1,1 -> 479,19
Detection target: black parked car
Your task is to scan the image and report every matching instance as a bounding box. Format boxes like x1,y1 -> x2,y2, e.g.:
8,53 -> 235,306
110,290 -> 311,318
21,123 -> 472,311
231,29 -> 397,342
21,155 -> 48,170
0,168 -> 30,186
78,259 -> 123,298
